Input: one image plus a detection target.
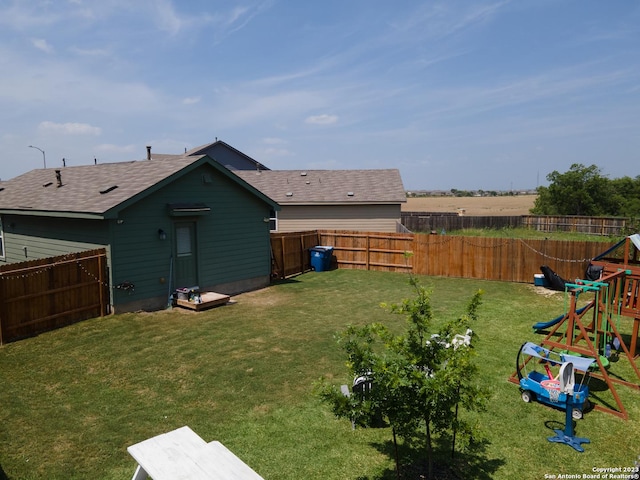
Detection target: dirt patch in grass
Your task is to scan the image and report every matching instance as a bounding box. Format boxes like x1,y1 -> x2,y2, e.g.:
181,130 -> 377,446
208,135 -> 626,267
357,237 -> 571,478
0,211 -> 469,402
403,195 -> 537,216
527,284 -> 563,297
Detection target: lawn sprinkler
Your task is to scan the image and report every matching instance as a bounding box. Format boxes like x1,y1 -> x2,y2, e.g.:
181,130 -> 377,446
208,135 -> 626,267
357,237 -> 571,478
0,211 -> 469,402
546,361 -> 590,452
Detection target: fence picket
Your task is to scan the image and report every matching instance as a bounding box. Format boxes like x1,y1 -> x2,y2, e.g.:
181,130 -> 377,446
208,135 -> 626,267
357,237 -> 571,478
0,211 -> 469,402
0,249 -> 109,344
271,231 -> 615,285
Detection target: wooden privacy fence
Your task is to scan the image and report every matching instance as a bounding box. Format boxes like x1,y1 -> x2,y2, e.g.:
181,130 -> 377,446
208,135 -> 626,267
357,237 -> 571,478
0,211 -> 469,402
270,231 -> 320,279
319,230 -> 414,272
0,249 -> 110,345
271,230 -> 616,285
402,212 -> 635,236
521,215 -> 631,236
402,212 -> 522,233
412,235 -> 611,283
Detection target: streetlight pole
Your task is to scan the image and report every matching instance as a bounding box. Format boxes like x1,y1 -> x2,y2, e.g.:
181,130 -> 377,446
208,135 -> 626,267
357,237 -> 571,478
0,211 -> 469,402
28,145 -> 46,169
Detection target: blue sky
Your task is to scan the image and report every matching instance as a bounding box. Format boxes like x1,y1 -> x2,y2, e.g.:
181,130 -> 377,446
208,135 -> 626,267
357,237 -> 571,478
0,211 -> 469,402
1,1 -> 638,191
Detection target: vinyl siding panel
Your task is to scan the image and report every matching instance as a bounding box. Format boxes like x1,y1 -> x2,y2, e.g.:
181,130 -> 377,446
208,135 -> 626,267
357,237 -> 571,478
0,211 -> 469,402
0,214 -> 108,264
110,163 -> 272,308
276,204 -> 401,233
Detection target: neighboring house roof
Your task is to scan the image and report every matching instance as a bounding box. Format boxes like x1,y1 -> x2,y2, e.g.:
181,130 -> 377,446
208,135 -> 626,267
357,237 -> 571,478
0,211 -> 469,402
0,155 -> 278,219
234,169 -> 406,205
185,140 -> 270,171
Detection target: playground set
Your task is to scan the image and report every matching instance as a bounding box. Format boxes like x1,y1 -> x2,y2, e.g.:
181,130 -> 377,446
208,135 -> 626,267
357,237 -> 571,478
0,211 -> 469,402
511,234 -> 640,431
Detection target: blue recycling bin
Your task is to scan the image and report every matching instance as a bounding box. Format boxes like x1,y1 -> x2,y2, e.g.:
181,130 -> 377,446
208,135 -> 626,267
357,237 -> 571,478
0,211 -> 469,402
310,246 -> 334,271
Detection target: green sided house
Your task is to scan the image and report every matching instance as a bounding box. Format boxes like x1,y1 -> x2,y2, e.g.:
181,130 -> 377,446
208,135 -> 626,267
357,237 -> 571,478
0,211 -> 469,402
0,152 -> 278,313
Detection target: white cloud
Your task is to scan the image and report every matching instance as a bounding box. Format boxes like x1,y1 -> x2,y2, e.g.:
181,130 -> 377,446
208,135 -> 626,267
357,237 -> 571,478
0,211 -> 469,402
182,96 -> 201,105
38,121 -> 102,135
31,38 -> 54,54
305,114 -> 338,125
227,6 -> 249,25
154,0 -> 184,35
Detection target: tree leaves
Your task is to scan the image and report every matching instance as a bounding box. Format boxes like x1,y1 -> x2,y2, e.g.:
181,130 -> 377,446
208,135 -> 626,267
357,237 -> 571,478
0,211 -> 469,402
532,163 -> 640,217
317,277 -> 488,476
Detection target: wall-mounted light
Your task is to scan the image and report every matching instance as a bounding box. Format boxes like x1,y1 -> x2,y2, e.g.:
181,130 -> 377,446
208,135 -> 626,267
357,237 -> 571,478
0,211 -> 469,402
158,228 -> 167,241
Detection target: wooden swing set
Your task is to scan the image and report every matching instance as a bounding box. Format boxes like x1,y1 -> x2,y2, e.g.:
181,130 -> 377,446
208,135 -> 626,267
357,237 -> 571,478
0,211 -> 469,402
511,235 -> 640,420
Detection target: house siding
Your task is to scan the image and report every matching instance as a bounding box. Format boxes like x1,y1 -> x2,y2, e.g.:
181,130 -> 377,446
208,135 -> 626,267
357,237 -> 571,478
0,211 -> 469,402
109,162 -> 272,311
276,204 -> 401,232
0,214 -> 108,264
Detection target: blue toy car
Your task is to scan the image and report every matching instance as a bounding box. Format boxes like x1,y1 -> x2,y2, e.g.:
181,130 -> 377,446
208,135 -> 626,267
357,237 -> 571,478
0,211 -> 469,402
516,342 -> 595,420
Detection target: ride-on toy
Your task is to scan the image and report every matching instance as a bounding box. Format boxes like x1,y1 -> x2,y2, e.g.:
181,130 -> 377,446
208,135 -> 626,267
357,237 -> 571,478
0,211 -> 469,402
516,342 -> 595,420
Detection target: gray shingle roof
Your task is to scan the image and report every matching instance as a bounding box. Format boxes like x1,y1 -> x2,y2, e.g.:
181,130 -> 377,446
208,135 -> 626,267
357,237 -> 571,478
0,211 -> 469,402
234,169 -> 406,204
0,155 -> 202,217
185,140 -> 270,171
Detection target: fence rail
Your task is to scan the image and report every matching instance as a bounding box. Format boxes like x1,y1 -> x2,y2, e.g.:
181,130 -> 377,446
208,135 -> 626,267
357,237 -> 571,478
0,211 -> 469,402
319,230 -> 414,272
0,249 -> 109,344
272,231 -> 615,284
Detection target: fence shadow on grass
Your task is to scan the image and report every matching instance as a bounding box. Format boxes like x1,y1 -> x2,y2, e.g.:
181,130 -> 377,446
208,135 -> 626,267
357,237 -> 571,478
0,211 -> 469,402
0,462 -> 9,480
362,436 -> 504,480
270,277 -> 303,286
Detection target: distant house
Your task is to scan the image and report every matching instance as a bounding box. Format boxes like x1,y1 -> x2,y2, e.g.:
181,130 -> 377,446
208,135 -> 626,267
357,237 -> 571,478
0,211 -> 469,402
0,152 -> 278,313
164,141 -> 407,233
234,169 -> 406,233
161,140 -> 269,171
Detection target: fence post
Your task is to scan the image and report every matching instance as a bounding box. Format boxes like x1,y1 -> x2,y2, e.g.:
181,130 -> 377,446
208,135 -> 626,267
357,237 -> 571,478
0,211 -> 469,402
299,234 -> 305,274
98,253 -> 106,316
280,236 -> 286,279
0,274 -> 4,345
365,234 -> 370,270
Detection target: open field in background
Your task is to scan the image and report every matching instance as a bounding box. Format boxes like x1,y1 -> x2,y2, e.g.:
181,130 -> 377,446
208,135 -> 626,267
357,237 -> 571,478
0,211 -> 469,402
404,195 -> 537,216
1,270 -> 639,479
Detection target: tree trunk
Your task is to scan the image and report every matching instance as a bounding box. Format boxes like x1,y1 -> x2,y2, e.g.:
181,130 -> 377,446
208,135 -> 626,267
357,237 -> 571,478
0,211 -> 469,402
393,427 -> 400,480
425,418 -> 433,479
451,400 -> 459,460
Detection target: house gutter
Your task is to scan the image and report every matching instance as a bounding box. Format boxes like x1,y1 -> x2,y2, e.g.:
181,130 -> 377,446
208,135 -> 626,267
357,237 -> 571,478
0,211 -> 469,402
0,209 -> 106,220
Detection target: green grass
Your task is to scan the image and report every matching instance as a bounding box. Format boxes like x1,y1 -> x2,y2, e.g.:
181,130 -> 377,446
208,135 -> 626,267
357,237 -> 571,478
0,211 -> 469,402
1,270 -> 639,479
443,227 -> 621,242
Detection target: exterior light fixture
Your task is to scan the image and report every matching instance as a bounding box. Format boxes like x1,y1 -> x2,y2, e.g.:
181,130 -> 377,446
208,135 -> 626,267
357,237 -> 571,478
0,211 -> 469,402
158,229 -> 167,241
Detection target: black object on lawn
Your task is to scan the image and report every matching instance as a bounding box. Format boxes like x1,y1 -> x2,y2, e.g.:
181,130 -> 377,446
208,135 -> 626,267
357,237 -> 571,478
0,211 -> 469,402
540,265 -> 569,291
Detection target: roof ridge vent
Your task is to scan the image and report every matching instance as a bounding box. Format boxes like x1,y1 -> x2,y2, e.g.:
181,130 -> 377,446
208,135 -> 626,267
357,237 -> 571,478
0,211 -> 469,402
100,185 -> 119,194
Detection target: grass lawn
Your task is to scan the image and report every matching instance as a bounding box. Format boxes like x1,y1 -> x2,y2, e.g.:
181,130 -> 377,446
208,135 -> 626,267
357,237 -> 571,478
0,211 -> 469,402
1,269 -> 639,479
443,227 -> 621,242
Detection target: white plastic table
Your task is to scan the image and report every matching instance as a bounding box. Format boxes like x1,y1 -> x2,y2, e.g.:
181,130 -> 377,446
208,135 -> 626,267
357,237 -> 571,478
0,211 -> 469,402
127,426 -> 264,480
